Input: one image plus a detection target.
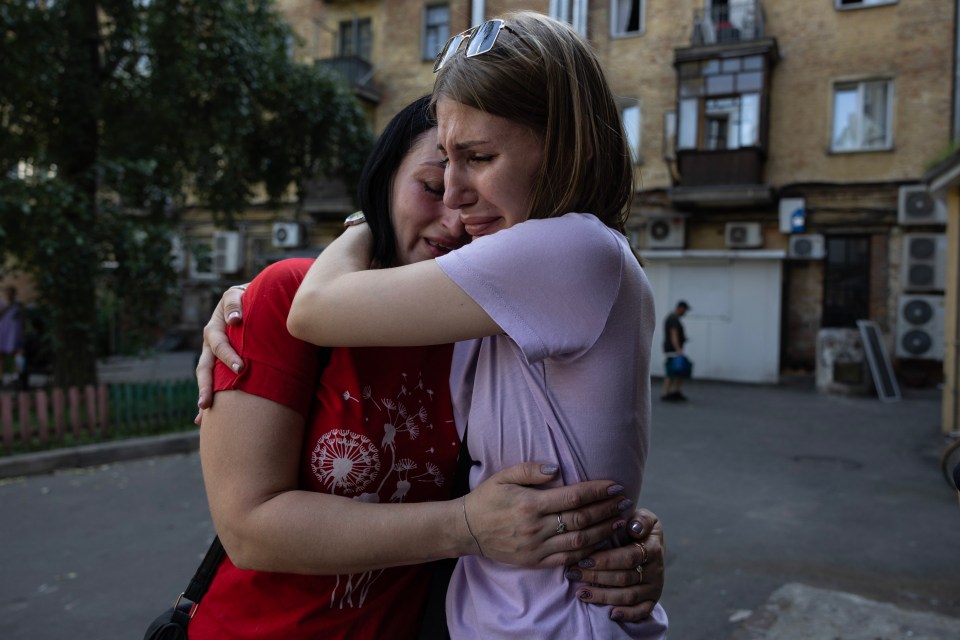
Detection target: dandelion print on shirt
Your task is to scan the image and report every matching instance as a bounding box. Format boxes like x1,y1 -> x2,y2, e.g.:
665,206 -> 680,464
310,366 -> 452,609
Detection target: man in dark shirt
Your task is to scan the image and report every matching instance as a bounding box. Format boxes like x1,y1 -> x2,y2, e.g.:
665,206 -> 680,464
662,300 -> 690,401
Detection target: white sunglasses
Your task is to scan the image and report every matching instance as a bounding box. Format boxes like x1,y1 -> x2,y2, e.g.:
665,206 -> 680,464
433,19 -> 519,73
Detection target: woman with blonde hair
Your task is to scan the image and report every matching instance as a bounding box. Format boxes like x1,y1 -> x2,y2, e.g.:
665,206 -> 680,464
288,12 -> 669,638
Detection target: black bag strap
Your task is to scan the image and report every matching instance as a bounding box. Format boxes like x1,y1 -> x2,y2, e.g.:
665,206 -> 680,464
181,536 -> 226,605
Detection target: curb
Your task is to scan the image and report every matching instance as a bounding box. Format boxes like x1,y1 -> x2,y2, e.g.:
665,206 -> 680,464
0,431 -> 200,479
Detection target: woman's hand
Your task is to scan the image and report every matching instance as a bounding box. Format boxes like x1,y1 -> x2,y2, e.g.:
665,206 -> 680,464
565,508 -> 665,622
462,462 -> 632,568
195,285 -> 247,418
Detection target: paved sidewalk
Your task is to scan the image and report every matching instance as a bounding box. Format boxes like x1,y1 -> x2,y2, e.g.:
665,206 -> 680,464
1,367 -> 958,639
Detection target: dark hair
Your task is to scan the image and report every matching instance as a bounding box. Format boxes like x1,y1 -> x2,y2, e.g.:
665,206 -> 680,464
357,96 -> 436,268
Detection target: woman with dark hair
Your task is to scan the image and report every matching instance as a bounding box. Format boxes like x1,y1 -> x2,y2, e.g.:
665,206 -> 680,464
192,95 -> 665,639
288,13 -> 669,638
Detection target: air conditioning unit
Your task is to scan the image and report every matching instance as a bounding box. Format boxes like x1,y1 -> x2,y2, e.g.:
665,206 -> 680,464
788,234 -> 826,260
898,185 -> 947,226
901,233 -> 946,292
272,222 -> 305,248
895,294 -> 945,360
212,230 -> 243,274
646,216 -> 686,249
725,222 -> 763,248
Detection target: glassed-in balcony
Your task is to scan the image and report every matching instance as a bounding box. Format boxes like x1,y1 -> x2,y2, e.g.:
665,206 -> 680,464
691,1 -> 765,46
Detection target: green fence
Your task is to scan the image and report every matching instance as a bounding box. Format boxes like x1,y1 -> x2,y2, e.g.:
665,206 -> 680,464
0,380 -> 197,455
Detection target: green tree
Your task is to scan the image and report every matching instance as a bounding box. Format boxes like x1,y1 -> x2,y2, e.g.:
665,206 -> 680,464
0,0 -> 372,387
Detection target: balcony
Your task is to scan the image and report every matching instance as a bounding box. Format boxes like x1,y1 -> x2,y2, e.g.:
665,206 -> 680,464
316,56 -> 380,103
671,148 -> 774,208
691,1 -> 765,46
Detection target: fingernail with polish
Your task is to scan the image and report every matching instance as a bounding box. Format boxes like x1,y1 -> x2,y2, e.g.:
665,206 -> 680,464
228,312 -> 240,321
630,520 -> 644,536
610,610 -> 624,621
618,498 -> 633,511
565,568 -> 582,581
577,589 -> 592,601
578,558 -> 596,569
232,362 -> 240,373
607,484 -> 624,495
540,463 -> 559,475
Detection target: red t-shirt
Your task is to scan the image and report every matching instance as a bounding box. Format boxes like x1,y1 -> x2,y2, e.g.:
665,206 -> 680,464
189,258 -> 458,640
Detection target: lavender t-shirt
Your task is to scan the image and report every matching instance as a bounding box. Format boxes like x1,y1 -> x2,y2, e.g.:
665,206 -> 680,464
436,213 -> 668,639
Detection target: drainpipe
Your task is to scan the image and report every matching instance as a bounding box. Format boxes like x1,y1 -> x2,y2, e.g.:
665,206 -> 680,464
471,0 -> 485,27
954,0 -> 960,140
953,187 -> 960,435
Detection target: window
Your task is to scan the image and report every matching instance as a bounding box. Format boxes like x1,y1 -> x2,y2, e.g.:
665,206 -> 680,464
836,0 -> 896,9
621,102 -> 642,163
611,0 -> 644,37
423,5 -> 449,61
831,79 -> 892,152
663,111 -> 677,161
338,18 -> 372,61
549,0 -> 588,36
822,236 -> 870,327
676,55 -> 764,151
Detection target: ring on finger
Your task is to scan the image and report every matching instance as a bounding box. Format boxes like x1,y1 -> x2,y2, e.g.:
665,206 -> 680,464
555,513 -> 568,535
633,541 -> 648,565
635,564 -> 643,581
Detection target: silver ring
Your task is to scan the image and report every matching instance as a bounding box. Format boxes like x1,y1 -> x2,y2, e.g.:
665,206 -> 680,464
635,565 -> 643,581
555,513 -> 567,535
229,285 -> 247,292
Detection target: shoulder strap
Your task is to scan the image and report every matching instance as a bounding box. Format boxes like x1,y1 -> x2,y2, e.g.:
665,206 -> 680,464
182,536 -> 226,604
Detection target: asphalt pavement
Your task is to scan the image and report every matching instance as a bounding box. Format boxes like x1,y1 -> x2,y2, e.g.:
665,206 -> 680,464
0,354 -> 958,639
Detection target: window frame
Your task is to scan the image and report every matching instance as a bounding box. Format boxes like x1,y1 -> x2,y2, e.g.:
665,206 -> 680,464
549,0 -> 588,36
422,4 -> 450,62
610,0 -> 645,38
620,100 -> 643,164
337,17 -> 373,61
829,78 -> 894,153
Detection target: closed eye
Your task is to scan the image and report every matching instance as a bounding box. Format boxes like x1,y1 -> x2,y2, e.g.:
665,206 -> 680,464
423,181 -> 444,196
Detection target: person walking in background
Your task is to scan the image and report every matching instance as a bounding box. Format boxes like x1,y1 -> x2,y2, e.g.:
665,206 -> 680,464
0,286 -> 25,386
662,300 -> 690,402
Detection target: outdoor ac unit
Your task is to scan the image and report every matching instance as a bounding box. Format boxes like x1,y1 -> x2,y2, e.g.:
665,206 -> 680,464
646,216 -> 686,249
898,185 -> 947,226
272,222 -> 305,248
725,222 -> 763,248
895,294 -> 945,360
212,230 -> 243,274
901,233 -> 946,292
788,234 -> 826,260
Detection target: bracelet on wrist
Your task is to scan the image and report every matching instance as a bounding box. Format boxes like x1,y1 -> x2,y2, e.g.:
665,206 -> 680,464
344,211 -> 367,227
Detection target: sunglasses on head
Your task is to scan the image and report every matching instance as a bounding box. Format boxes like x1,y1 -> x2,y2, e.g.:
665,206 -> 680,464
433,19 -> 519,73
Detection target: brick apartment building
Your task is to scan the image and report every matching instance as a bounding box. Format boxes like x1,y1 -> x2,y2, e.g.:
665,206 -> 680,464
178,0 -> 956,393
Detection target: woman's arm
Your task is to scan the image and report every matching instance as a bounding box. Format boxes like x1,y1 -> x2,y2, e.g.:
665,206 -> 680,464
288,224 -> 499,347
201,390 -> 629,574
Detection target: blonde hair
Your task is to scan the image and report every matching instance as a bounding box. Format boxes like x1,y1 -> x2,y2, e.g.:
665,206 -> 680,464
431,11 -> 633,234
